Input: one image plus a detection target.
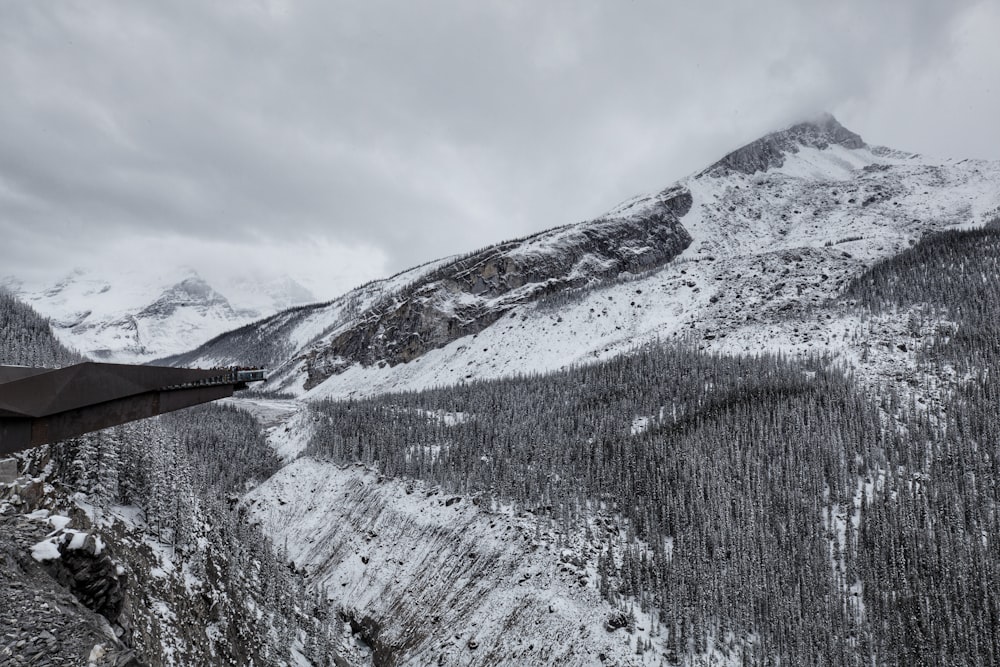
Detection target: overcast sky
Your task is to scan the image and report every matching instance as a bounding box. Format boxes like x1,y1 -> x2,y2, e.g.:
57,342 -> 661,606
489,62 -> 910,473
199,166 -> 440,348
2,0 -> 998,300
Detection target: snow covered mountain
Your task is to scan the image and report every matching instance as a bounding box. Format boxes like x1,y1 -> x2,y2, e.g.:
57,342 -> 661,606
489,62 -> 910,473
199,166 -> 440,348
166,114 -> 1000,398
214,117 -> 1000,666
6,114 -> 1000,667
3,268 -> 315,362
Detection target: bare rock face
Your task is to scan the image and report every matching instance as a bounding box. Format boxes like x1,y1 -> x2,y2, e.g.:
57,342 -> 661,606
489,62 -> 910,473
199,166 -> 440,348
303,191 -> 693,388
43,531 -> 127,622
0,513 -> 143,667
702,113 -> 866,177
0,458 -> 15,484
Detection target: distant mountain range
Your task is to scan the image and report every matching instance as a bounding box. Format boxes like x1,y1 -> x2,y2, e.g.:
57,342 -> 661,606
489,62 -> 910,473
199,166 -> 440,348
1,268 -> 315,362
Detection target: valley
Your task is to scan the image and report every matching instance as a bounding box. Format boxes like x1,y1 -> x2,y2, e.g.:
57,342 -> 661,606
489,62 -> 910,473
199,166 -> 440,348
3,115 -> 1000,666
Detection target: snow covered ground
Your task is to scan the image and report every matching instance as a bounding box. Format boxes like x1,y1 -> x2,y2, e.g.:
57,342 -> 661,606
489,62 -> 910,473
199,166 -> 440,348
12,118 -> 997,666
227,132 -> 1000,666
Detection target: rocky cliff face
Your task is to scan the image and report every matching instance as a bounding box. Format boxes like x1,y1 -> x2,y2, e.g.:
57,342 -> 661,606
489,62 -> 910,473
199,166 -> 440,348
302,192 -> 692,388
1,482 -> 142,666
245,456 -> 668,667
0,432 -> 301,667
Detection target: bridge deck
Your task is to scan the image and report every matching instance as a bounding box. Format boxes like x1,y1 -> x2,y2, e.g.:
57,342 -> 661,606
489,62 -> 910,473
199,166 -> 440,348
0,363 -> 265,456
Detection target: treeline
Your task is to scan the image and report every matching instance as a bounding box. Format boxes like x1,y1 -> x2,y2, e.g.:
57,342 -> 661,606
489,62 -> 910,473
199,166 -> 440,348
0,289 -> 80,366
161,403 -> 281,494
843,225 -> 1000,367
844,225 -> 1000,665
0,288 -> 314,662
309,346 -> 884,664
158,404 -> 342,664
50,407 -> 313,664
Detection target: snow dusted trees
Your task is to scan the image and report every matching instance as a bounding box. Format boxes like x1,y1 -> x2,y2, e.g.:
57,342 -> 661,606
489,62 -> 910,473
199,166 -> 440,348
0,288 -> 80,367
48,404 -> 311,664
308,345 -> 878,663
304,226 -> 1000,665
163,403 -> 279,493
841,225 -> 1000,664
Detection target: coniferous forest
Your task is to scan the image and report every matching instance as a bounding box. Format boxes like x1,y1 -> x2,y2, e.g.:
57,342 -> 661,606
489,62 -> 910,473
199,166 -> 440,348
0,289 -> 81,367
5,3 -> 1000,663
307,226 -> 1000,666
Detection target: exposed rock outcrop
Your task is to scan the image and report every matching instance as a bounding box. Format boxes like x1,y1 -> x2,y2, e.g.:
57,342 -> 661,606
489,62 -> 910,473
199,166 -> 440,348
0,513 -> 143,667
701,113 -> 866,177
41,530 -> 127,622
164,113 -> 1000,399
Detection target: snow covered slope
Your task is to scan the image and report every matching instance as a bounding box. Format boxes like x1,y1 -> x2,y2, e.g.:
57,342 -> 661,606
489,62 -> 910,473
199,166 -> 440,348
245,455 -> 681,666
3,267 -> 315,362
163,256 -> 458,378
170,114 -> 1000,399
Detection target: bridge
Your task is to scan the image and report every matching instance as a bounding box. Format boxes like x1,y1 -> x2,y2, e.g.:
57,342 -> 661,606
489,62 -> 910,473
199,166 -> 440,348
0,362 -> 266,457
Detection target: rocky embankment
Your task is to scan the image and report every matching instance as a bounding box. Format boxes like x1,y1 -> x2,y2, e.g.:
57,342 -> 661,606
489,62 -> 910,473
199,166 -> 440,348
245,456 -> 664,666
1,474 -> 141,667
1,449 -> 284,667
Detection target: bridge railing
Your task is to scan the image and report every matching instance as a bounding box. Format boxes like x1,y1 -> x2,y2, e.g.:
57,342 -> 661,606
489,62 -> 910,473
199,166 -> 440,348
163,367 -> 266,391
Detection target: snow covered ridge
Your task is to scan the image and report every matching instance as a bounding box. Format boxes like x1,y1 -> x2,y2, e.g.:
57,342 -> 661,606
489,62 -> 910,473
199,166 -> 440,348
160,195 -> 694,388
295,196 -> 692,388
160,254 -> 460,377
168,114 -> 1000,399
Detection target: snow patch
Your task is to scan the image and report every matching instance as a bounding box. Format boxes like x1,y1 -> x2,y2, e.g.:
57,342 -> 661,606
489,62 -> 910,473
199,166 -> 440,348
30,538 -> 62,562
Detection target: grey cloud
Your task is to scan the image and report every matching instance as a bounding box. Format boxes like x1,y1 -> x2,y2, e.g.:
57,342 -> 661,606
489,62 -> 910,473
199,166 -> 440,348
1,0 -> 996,288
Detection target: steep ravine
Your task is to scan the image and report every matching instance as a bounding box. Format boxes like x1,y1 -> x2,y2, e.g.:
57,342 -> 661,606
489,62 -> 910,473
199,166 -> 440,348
244,455 -> 662,667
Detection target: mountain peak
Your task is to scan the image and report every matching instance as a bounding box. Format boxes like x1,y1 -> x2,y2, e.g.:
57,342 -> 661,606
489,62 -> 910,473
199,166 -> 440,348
793,111 -> 864,144
136,275 -> 235,320
702,113 -> 866,177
